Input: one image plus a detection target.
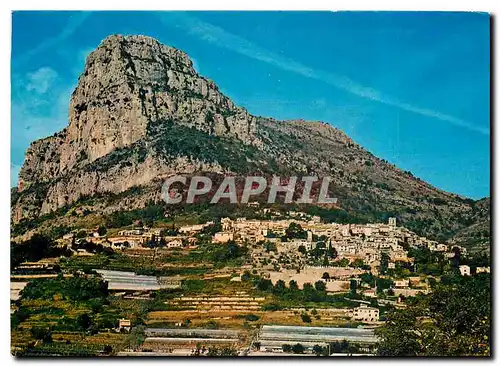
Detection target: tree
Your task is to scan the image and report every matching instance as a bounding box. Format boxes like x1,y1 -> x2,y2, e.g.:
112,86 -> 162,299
245,314 -> 260,322
289,280 -> 299,291
11,308 -> 29,329
380,251 -> 390,275
97,226 -> 107,236
285,223 -> 307,239
301,313 -> 312,323
350,258 -> 365,268
206,320 -> 218,329
303,283 -> 314,292
313,344 -> 325,356
468,253 -> 490,268
322,254 -> 329,266
349,279 -> 357,295
128,326 -> 146,350
360,272 -> 375,287
334,258 -> 349,267
376,277 -> 393,294
256,278 -> 273,292
298,245 -> 307,255
451,246 -> 461,268
376,274 -> 490,356
11,234 -> 72,268
165,225 -> 179,236
291,343 -> 305,354
314,280 -> 326,292
30,326 -> 52,343
282,344 -> 292,353
273,279 -> 286,295
241,270 -> 251,281
322,272 -> 330,280
310,242 -> 326,259
264,241 -> 277,252
327,242 -> 337,259
77,313 -> 93,331
340,339 -> 350,352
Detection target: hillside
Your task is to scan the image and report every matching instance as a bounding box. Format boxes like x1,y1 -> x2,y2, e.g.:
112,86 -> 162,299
11,35 -> 490,249
445,197 -> 491,253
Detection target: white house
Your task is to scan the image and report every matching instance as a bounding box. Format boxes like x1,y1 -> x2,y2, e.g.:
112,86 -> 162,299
351,304 -> 379,322
459,265 -> 471,276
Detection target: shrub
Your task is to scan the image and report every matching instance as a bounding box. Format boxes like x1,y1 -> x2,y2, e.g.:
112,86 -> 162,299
301,313 -> 312,323
292,343 -> 305,354
21,275 -> 108,302
245,314 -> 260,322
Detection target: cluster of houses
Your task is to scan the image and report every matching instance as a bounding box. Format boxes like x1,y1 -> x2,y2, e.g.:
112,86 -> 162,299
215,215 -> 463,267
210,214 -> 484,306
55,212 -> 487,304
59,222 -> 208,251
58,213 -> 474,280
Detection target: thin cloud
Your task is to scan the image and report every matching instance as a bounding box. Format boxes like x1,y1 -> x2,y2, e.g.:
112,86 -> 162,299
13,12 -> 92,67
11,69 -> 74,186
159,13 -> 488,136
26,67 -> 58,94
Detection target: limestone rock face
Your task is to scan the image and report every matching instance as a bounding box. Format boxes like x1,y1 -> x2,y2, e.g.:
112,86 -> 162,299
18,131 -> 66,187
18,34 -> 258,191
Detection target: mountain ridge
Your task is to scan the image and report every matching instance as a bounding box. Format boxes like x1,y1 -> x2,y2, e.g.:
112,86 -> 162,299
11,34 -> 490,251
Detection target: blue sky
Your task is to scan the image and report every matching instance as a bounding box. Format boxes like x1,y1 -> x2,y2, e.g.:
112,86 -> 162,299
11,11 -> 490,199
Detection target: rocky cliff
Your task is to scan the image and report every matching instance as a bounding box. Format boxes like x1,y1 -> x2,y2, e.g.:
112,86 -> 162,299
15,35 -> 259,220
19,35 -> 259,186
12,35 -> 490,249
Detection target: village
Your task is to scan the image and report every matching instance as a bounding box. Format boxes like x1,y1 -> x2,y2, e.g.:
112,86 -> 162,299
11,208 -> 489,356
57,208 -> 480,296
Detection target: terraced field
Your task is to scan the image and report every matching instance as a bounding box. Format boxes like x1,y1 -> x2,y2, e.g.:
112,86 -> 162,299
12,331 -> 127,356
168,292 -> 266,311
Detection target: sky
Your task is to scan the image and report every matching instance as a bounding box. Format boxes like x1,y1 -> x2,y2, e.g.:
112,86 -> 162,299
11,11 -> 490,199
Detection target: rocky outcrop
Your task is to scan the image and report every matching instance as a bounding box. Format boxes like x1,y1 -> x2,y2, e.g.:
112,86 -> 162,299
12,34 -> 489,250
18,34 -> 259,192
18,131 -> 66,187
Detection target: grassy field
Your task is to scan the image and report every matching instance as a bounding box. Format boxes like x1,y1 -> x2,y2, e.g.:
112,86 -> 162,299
12,242 -> 365,357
